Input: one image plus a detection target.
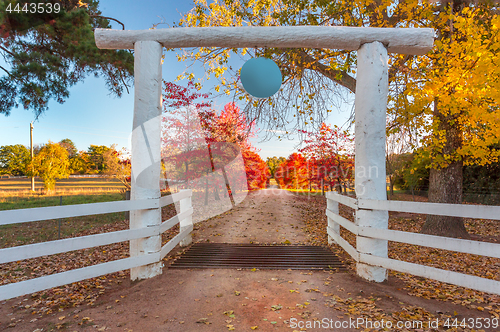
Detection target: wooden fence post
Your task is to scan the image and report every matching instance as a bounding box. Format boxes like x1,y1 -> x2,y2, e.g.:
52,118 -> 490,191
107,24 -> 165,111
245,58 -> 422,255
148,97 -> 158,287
326,195 -> 340,245
129,40 -> 163,281
179,190 -> 193,247
354,41 -> 389,282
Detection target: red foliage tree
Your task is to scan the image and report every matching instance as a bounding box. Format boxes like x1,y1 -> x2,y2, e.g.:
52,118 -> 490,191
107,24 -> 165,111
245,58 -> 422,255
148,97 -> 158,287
299,123 -> 354,192
274,152 -> 310,190
200,102 -> 269,191
161,82 -> 269,192
161,80 -> 212,184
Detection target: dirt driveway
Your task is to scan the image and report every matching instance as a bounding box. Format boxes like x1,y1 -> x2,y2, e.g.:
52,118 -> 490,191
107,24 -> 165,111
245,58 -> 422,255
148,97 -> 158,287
3,189 -> 495,331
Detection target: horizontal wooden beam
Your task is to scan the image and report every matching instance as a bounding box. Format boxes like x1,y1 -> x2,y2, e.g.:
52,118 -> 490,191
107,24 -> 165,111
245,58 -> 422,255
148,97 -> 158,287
0,253 -> 159,301
325,192 -> 358,209
327,226 -> 359,261
159,189 -> 192,207
95,26 -> 434,55
160,224 -> 193,259
359,227 -> 500,259
359,198 -> 500,220
360,253 -> 500,296
0,226 -> 158,264
0,199 -> 158,226
326,208 -> 357,234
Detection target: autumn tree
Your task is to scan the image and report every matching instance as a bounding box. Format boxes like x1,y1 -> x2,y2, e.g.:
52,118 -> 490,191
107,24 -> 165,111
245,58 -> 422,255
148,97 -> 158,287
58,138 -> 77,158
299,123 -> 354,193
69,151 -> 90,174
161,80 -> 212,185
32,141 -> 70,193
176,0 -> 500,237
102,145 -> 131,189
0,0 -> 133,117
87,145 -> 110,174
243,150 -> 270,190
0,144 -> 29,175
266,156 -> 286,179
200,102 -> 269,191
274,153 -> 309,190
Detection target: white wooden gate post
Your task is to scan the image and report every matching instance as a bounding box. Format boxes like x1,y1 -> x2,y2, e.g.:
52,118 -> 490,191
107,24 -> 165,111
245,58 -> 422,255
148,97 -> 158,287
354,41 -> 389,282
129,40 -> 163,281
179,190 -> 193,247
327,197 -> 340,245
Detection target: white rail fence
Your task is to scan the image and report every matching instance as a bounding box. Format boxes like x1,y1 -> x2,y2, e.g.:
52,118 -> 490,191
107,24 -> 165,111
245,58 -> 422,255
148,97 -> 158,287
326,192 -> 500,295
0,189 -> 193,301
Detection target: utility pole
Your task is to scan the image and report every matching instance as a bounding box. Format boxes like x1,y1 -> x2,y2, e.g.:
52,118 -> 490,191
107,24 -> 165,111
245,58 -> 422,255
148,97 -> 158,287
30,122 -> 35,192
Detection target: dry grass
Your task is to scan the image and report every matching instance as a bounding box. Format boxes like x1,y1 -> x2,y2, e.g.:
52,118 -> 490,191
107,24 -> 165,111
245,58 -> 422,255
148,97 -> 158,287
0,177 -> 126,197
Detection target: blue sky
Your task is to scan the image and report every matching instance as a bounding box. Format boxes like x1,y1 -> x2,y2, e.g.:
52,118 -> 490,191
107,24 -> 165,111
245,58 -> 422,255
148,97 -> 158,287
0,0 -> 353,160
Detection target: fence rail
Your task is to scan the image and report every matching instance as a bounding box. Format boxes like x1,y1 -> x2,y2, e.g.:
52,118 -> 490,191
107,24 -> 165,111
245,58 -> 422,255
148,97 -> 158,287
325,192 -> 500,296
0,190 -> 193,301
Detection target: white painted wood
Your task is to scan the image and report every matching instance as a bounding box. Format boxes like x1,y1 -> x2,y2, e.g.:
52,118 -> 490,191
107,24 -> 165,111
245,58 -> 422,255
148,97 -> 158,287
160,224 -> 193,259
327,199 -> 340,245
360,253 -> 500,296
359,227 -> 500,259
327,227 -> 359,262
354,41 -> 389,282
326,192 -> 358,209
0,226 -> 159,264
129,40 -> 163,281
359,198 -> 500,221
160,208 -> 193,234
0,199 -> 158,226
0,253 -> 159,301
159,190 -> 193,207
95,26 -> 434,55
326,209 -> 358,235
179,190 -> 193,247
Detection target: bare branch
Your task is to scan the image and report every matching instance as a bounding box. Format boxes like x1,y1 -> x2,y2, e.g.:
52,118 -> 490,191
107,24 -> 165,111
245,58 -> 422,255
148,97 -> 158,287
90,15 -> 125,30
0,45 -> 15,58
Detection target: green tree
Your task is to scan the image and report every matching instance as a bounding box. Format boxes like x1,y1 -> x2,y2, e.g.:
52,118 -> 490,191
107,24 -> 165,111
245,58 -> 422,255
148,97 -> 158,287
69,151 -> 90,174
393,152 -> 430,200
266,156 -> 286,179
0,144 -> 29,175
87,144 -> 110,173
0,0 -> 133,117
32,141 -> 70,192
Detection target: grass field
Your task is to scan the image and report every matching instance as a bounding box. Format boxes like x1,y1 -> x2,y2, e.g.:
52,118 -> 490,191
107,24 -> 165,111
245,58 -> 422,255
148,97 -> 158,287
0,177 -> 126,196
0,177 -> 128,248
0,192 -> 128,248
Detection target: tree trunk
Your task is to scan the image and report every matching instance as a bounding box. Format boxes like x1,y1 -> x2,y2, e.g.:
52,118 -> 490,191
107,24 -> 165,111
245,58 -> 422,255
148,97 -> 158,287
421,162 -> 468,238
420,99 -> 468,238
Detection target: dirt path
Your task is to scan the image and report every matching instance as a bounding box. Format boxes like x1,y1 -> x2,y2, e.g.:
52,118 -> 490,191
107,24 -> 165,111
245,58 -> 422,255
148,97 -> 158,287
3,189 -> 495,331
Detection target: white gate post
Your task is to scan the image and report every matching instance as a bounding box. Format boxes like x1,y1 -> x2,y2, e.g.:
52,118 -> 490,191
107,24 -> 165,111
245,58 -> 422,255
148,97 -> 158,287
130,40 -> 163,281
179,190 -> 193,247
354,41 -> 389,282
327,196 -> 340,245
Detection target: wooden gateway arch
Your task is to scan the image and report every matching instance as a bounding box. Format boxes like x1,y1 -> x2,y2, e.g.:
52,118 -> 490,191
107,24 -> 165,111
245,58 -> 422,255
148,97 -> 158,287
95,26 -> 434,283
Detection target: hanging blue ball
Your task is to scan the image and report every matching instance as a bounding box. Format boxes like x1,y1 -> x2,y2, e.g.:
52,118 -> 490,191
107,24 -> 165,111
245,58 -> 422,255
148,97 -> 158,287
240,57 -> 282,98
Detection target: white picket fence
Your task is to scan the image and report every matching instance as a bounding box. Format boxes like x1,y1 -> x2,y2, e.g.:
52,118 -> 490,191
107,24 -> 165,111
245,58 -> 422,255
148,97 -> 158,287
326,192 -> 500,295
0,190 -> 193,301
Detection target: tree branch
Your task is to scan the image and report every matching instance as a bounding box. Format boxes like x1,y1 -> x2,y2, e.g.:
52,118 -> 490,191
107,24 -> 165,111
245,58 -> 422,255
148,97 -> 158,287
388,54 -> 412,81
295,50 -> 356,93
118,69 -> 130,94
0,45 -> 15,58
0,65 -> 11,76
90,15 -> 125,30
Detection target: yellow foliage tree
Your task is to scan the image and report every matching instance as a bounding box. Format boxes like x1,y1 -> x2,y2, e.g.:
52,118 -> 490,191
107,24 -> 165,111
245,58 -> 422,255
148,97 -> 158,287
173,0 -> 500,237
32,141 -> 70,193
